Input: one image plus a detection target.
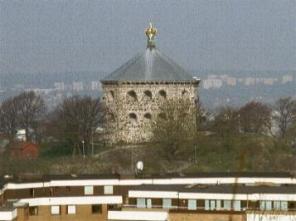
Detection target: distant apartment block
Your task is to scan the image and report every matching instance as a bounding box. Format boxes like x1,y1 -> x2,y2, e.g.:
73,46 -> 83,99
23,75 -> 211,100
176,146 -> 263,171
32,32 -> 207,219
54,82 -> 65,91
226,77 -> 236,86
91,81 -> 101,91
0,173 -> 296,221
72,81 -> 84,91
282,75 -> 293,84
245,77 -> 256,86
203,78 -> 223,89
263,78 -> 277,85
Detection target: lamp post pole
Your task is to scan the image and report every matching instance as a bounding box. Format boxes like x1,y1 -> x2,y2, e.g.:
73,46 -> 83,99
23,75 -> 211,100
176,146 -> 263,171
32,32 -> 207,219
91,128 -> 94,156
194,144 -> 197,164
82,140 -> 85,158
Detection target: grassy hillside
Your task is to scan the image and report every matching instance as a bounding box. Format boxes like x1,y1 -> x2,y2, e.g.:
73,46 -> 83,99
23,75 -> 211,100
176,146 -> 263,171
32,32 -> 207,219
0,133 -> 295,175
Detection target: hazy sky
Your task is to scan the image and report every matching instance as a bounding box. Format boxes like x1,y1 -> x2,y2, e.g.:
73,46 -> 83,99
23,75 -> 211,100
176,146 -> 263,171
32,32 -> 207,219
0,0 -> 295,74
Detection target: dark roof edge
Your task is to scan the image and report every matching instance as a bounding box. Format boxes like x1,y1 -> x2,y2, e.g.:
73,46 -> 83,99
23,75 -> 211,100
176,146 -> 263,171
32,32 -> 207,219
0,172 -> 293,186
101,79 -> 201,85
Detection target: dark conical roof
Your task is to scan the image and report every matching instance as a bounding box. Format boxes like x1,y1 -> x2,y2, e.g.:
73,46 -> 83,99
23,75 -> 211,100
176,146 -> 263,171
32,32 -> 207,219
101,48 -> 195,83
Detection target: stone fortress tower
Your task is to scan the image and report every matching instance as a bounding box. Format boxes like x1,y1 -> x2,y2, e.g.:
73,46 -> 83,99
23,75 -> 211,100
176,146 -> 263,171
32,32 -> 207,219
101,23 -> 200,144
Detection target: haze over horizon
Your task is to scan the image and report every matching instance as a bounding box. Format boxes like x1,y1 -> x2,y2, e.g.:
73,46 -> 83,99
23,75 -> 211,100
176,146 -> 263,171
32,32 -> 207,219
0,0 -> 295,75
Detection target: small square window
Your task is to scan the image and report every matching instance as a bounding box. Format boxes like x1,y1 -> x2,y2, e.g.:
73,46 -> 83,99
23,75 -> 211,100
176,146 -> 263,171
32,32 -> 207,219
29,206 -> 38,216
223,200 -> 231,210
216,200 -> 221,210
84,186 -> 94,195
107,204 -> 118,210
146,199 -> 152,208
260,201 -> 265,210
137,198 -> 146,208
188,199 -> 197,210
233,200 -> 241,211
281,201 -> 288,210
104,185 -> 113,194
67,205 -> 76,214
260,201 -> 272,211
30,188 -> 34,197
210,200 -> 216,210
162,199 -> 172,209
274,201 -> 281,210
51,206 -> 60,215
205,200 -> 210,210
266,201 -> 272,210
92,205 -> 102,214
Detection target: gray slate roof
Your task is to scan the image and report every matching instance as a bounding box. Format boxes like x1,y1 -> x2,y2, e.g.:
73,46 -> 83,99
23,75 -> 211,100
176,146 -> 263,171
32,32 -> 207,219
102,48 -> 195,82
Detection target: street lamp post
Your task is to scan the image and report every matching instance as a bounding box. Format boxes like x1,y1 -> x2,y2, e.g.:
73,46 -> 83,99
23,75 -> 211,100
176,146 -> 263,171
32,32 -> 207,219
82,140 -> 85,158
194,144 -> 197,164
91,129 -> 94,156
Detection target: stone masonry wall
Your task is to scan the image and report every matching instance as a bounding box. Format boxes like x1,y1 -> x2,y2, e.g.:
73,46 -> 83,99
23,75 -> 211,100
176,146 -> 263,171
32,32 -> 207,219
102,82 -> 198,144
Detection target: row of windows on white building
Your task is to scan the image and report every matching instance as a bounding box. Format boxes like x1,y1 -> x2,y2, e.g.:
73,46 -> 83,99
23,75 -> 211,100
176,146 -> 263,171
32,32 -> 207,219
136,198 -> 289,211
30,204 -> 102,216
29,185 -> 113,216
84,185 -> 113,195
34,199 -> 289,217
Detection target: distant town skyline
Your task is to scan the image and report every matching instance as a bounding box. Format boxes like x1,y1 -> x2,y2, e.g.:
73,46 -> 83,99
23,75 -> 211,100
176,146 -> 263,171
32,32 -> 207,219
0,0 -> 295,74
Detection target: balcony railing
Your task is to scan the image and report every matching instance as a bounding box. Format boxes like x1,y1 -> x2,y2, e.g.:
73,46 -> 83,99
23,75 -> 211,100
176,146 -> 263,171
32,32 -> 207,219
122,204 -> 296,213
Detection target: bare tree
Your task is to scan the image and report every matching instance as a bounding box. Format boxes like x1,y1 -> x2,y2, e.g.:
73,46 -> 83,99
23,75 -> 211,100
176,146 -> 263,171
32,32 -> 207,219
0,98 -> 19,140
212,106 -> 240,137
49,95 -> 105,156
14,91 -> 46,141
238,101 -> 272,134
152,98 -> 198,161
0,91 -> 45,141
274,97 -> 296,137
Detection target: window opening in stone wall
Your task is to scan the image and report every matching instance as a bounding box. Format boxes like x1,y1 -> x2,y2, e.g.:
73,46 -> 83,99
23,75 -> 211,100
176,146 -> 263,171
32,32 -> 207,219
109,90 -> 115,100
129,113 -> 138,124
144,113 -> 152,120
107,113 -> 115,122
158,113 -> 167,120
144,90 -> 152,99
182,89 -> 188,96
127,90 -> 138,101
159,90 -> 167,99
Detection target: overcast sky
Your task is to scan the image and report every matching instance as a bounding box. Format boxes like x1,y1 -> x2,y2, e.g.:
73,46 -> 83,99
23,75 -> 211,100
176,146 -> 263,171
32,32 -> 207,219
0,0 -> 295,74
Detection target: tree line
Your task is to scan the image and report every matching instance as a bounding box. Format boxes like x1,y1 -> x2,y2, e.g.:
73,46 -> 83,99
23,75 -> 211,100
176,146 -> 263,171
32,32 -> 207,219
0,91 -> 295,165
210,98 -> 296,138
0,92 -> 105,156
149,97 -> 296,171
